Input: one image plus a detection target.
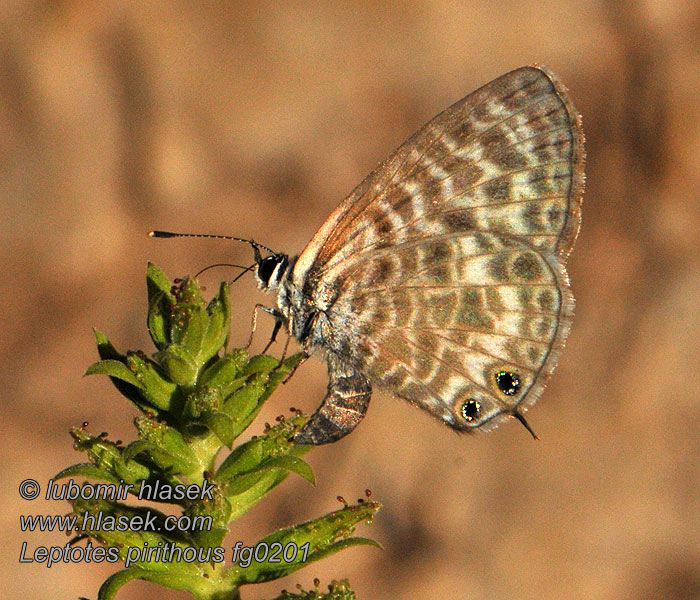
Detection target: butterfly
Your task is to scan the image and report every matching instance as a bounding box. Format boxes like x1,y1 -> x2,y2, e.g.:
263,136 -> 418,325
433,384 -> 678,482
155,65 -> 584,445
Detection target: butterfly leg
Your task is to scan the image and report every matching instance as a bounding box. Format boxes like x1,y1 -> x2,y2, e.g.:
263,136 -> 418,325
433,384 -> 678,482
277,309 -> 318,381
262,318 -> 283,354
293,354 -> 371,445
246,303 -> 285,351
270,336 -> 309,382
280,350 -> 310,384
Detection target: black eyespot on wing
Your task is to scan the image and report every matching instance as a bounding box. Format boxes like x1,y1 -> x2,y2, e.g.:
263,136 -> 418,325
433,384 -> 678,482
495,371 -> 520,396
461,399 -> 481,422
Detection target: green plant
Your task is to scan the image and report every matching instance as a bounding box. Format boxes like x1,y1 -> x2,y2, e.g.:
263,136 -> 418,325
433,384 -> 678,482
56,263 -> 380,600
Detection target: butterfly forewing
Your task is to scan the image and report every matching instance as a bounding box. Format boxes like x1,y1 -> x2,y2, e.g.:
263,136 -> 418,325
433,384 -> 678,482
291,66 -> 583,437
295,67 -> 582,284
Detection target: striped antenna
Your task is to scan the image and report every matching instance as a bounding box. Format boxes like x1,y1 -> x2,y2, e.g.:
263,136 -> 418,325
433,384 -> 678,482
149,230 -> 276,255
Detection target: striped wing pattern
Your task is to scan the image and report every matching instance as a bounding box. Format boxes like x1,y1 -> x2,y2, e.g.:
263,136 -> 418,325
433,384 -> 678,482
295,66 -> 584,433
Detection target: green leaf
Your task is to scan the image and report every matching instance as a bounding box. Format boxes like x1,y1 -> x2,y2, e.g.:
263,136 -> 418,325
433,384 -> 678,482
199,349 -> 249,390
224,468 -> 291,522
220,373 -> 269,439
146,262 -> 173,302
219,453 -> 315,493
147,291 -> 171,350
217,415 -> 310,483
180,304 -> 208,358
198,281 -> 231,363
196,411 -> 236,447
154,345 -> 198,387
99,564 -> 224,600
259,455 -> 315,485
240,354 -> 280,377
98,568 -> 144,600
146,263 -> 175,350
126,352 -> 179,411
169,277 -> 207,351
244,353 -> 305,410
121,439 -> 155,463
85,359 -> 145,390
216,436 -> 265,482
306,536 -> 383,559
134,417 -> 201,478
91,331 -> 160,416
53,463 -> 121,484
221,455 -> 315,503
214,354 -> 304,444
183,386 -> 224,420
226,501 -> 381,585
69,428 -> 154,486
215,417 -> 313,520
183,492 -> 232,549
93,329 -> 124,361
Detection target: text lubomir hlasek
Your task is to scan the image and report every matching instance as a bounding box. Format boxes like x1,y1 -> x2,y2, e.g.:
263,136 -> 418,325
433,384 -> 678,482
45,478 -> 215,502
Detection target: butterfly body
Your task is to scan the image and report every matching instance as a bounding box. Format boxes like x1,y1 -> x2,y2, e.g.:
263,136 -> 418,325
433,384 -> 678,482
256,65 -> 584,445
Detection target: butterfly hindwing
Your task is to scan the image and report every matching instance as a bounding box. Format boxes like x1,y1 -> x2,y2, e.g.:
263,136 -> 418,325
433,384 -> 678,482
328,232 -> 571,431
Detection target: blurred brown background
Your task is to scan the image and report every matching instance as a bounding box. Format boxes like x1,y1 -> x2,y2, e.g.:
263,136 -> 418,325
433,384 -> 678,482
2,2 -> 700,599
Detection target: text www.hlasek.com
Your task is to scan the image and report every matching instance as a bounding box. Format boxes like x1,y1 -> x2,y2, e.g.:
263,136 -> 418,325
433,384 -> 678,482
20,510 -> 212,535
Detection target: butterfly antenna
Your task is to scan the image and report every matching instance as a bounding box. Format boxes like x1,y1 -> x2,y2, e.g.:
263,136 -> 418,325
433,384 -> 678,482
149,230 -> 277,255
232,263 -> 257,283
513,409 -> 539,440
194,262 -> 256,280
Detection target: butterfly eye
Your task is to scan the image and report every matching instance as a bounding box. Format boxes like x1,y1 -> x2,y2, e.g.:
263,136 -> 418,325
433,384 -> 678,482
258,257 -> 278,283
257,255 -> 287,288
461,399 -> 481,422
495,371 -> 520,396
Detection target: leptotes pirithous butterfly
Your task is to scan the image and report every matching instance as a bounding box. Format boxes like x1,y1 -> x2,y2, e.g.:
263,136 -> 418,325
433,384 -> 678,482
161,65 -> 584,444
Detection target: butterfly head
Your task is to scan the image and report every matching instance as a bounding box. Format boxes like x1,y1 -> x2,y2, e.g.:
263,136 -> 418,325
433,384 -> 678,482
254,250 -> 289,291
